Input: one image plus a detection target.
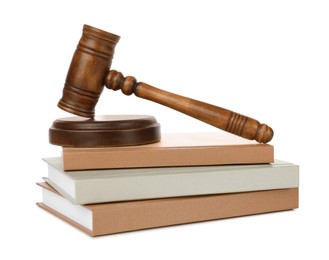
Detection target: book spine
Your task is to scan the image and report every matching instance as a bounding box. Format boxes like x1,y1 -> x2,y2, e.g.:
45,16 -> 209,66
63,145 -> 274,170
74,164 -> 298,204
92,188 -> 298,236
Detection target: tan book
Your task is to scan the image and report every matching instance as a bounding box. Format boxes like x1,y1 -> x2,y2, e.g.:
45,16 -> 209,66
37,182 -> 298,236
62,132 -> 274,170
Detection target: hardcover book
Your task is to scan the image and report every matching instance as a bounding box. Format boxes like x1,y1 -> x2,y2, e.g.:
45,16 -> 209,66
61,132 -> 274,170
37,182 -> 299,236
43,157 -> 299,205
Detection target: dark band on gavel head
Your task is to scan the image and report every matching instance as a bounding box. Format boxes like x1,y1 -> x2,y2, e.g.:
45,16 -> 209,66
57,25 -> 273,143
58,24 -> 120,118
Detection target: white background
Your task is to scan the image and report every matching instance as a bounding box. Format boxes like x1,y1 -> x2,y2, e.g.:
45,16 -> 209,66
1,0 -> 328,259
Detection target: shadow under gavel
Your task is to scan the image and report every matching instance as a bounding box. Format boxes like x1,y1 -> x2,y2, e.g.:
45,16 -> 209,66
58,24 -> 273,143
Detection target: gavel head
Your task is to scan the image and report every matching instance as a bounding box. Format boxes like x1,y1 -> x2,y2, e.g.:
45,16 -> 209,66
58,25 -> 120,118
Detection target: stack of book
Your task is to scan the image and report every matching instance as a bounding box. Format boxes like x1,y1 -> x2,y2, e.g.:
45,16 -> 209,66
37,132 -> 299,236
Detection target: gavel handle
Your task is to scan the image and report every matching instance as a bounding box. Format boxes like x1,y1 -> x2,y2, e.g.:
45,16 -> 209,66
105,70 -> 273,143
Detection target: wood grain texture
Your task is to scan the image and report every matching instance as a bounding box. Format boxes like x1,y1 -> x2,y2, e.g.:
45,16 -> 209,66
58,25 -> 120,117
105,70 -> 274,143
57,24 -> 273,144
49,115 -> 161,147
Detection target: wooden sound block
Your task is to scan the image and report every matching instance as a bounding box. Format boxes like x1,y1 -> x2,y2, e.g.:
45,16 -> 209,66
49,115 -> 161,147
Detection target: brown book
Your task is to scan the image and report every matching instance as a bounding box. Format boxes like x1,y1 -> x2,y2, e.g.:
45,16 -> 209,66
37,182 -> 298,237
62,132 -> 274,170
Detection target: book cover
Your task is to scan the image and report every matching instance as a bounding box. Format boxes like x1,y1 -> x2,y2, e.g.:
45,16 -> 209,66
43,157 -> 299,205
37,182 -> 298,236
62,132 -> 274,170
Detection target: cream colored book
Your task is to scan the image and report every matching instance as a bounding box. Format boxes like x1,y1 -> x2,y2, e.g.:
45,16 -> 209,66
61,132 -> 274,170
37,182 -> 299,237
43,157 -> 299,205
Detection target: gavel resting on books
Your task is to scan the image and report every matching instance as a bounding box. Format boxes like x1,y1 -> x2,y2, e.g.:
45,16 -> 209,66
49,24 -> 274,147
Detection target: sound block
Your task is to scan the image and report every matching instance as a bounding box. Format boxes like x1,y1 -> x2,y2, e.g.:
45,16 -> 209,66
49,115 -> 161,147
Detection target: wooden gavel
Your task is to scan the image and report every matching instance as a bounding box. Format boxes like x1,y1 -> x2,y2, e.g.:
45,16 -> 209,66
58,25 -> 273,143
